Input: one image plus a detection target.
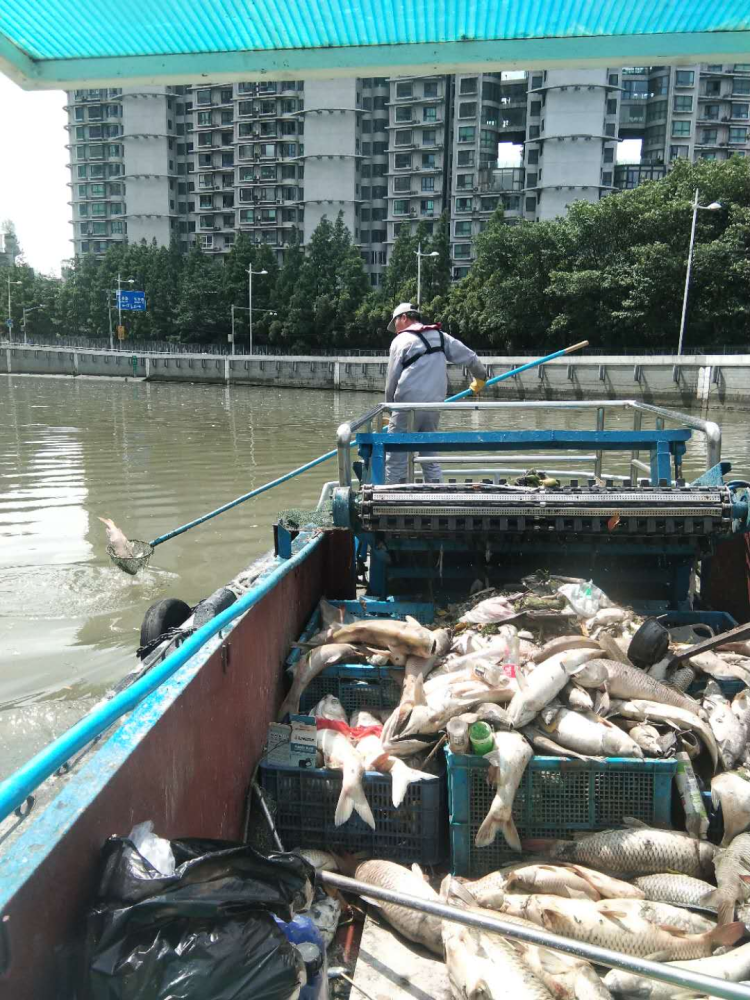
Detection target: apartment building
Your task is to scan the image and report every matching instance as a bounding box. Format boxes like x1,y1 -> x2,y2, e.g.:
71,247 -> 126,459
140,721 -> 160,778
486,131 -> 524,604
65,63 -> 750,282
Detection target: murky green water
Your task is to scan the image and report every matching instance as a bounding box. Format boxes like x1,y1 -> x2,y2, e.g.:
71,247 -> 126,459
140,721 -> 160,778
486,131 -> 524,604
1,373 -> 749,776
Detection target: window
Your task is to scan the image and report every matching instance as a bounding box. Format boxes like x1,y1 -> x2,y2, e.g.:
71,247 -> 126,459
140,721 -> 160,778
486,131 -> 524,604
603,147 -> 615,163
91,221 -> 107,235
734,78 -> 750,95
705,80 -> 722,96
525,196 -> 537,213
220,87 -> 232,104
623,79 -> 649,99
88,105 -> 103,120
733,103 -> 750,119
75,107 -> 85,121
529,124 -> 540,139
77,165 -> 87,178
670,145 -> 689,159
424,81 -> 439,98
395,130 -> 413,146
421,176 -> 435,191
372,163 -> 387,177
90,164 -> 105,178
361,163 -> 371,178
196,89 -> 211,105
454,220 -> 472,236
199,154 -> 212,167
526,172 -> 538,188
459,102 -> 477,118
110,203 -> 124,215
373,118 -> 388,132
198,133 -> 212,147
481,197 -> 499,211
372,186 -> 387,199
372,207 -> 386,221
460,77 -> 477,95
394,176 -> 411,192
423,106 -> 437,122
199,194 -> 213,208
650,75 -> 669,96
393,199 -> 409,214
674,95 -> 693,112
373,141 -> 388,154
456,197 -> 472,212
396,82 -> 413,99
281,120 -> 296,135
729,126 -> 748,142
457,149 -> 475,167
421,153 -> 436,168
707,64 -> 723,73
607,98 -> 618,115
421,130 -> 436,146
456,173 -> 474,190
531,75 -> 543,89
527,149 -> 539,165
458,126 -> 475,143
111,221 -> 124,234
672,120 -> 692,137
700,128 -> 718,143
703,104 -> 720,120
453,243 -> 472,258
78,204 -> 89,217
260,143 -> 275,157
395,106 -> 413,122
90,182 -> 105,197
108,144 -> 121,157
198,111 -> 212,126
675,70 -> 695,86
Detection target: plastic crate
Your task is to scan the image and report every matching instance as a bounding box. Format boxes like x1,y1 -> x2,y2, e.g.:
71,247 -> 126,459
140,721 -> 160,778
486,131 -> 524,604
446,750 -> 678,878
259,761 -> 447,865
299,664 -> 402,715
651,611 -> 744,700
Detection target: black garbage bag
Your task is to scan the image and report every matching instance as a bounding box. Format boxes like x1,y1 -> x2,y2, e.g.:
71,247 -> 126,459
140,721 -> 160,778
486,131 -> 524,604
85,836 -> 315,1000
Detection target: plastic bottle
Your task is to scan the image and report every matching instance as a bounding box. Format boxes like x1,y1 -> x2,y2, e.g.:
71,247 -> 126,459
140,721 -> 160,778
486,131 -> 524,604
469,721 -> 495,756
273,913 -> 328,999
447,717 -> 470,754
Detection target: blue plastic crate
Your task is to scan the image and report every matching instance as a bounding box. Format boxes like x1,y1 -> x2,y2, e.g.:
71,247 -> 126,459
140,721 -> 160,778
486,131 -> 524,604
299,664 -> 402,715
259,761 -> 447,865
446,750 -> 678,878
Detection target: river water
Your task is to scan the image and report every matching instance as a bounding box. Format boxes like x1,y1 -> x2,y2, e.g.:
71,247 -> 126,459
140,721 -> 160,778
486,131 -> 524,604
1,374 -> 749,778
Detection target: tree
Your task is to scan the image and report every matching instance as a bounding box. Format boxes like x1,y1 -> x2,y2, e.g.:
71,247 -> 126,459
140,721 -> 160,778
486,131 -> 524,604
174,246 -> 223,342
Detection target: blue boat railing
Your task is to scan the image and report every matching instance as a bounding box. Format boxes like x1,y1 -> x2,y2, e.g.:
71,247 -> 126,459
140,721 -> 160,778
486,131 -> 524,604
336,399 -> 722,488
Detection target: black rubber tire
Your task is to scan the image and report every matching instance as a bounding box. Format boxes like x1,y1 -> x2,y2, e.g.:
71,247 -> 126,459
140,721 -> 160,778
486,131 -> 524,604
192,587 -> 237,628
138,598 -> 192,659
628,617 -> 671,669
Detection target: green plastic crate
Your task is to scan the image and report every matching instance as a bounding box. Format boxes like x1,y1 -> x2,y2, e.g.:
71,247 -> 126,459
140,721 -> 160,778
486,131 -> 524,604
446,749 -> 678,878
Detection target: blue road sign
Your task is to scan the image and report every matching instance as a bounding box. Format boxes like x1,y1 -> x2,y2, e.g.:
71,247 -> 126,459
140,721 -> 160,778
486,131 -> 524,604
117,290 -> 146,311
5,318 -> 13,328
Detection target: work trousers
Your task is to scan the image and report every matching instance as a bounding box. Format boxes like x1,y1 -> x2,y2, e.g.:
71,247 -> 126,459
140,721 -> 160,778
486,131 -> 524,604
385,408 -> 441,484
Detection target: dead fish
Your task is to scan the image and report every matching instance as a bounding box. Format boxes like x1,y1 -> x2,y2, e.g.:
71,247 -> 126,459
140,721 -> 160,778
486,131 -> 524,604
313,696 -> 374,829
476,731 -> 533,850
98,516 -> 134,559
522,825 -> 717,879
560,865 -> 646,900
506,893 -> 742,961
627,723 -> 668,757
594,659 -> 701,714
540,704 -> 644,758
597,632 -> 633,666
351,709 -> 435,808
720,642 -> 750,658
668,663 -> 697,692
504,864 -> 602,900
355,860 -> 443,954
291,847 -> 340,872
278,643 -> 362,719
714,771 -> 750,848
707,831 -> 750,924
587,608 -> 629,628
532,637 -> 601,663
327,616 -> 436,658
703,679 -> 746,771
604,942 -> 750,999
390,668 -> 516,740
510,936 -> 614,1000
394,628 -> 451,727
562,681 -> 594,712
507,651 -> 599,728
522,724 -> 597,761
734,689 -> 750,748
634,873 -> 719,913
615,700 -> 719,773
691,649 -> 750,687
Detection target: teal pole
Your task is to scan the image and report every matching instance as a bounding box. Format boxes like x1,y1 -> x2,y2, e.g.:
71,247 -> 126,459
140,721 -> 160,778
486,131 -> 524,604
445,340 -> 589,402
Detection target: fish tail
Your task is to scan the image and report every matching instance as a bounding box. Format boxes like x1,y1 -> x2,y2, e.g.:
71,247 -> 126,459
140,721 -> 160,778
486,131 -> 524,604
709,920 -> 745,947
476,797 -> 519,850
338,757 -> 376,830
703,889 -> 737,926
387,759 -> 435,808
276,687 -> 301,722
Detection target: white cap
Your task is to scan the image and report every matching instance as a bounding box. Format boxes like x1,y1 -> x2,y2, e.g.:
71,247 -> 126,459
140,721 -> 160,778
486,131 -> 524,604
387,302 -> 421,334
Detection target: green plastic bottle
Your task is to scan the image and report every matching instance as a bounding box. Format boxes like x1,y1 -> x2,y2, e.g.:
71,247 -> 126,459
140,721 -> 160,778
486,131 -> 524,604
469,721 -> 495,756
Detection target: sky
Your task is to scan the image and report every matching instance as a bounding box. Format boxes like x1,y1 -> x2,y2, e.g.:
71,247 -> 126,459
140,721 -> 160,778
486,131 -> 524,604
0,76 -> 70,275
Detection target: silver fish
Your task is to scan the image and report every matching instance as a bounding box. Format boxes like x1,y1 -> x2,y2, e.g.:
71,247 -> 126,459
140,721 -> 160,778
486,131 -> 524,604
522,724 -> 596,761
538,705 -> 644,758
98,516 -> 134,559
634,873 -> 718,913
355,860 -> 443,954
523,826 -> 717,879
476,731 -> 533,850
734,689 -> 750,752
604,943 -> 750,999
532,637 -> 602,663
597,659 -> 701,713
627,723 -> 666,757
351,709 -> 435,807
503,863 -> 601,900
393,628 -> 451,727
614,700 -> 719,773
712,770 -> 750,847
389,668 -> 515,740
507,651 -> 597,728
703,679 -> 746,771
511,937 -> 615,1000
313,696 -> 375,829
278,643 -> 362,719
291,847 -> 340,872
327,616 -> 436,658
708,831 -> 750,924
503,894 -> 742,961
562,681 -> 594,712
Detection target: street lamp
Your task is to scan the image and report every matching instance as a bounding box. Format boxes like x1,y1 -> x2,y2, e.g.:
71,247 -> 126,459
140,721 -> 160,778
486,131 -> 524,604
116,273 -> 135,349
6,275 -> 22,344
22,305 -> 42,345
246,267 -> 267,356
102,289 -> 115,351
414,242 -> 439,307
677,188 -> 722,356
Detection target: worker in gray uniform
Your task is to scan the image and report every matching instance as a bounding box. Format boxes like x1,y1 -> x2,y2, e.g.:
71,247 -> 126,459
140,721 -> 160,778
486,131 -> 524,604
384,302 -> 487,484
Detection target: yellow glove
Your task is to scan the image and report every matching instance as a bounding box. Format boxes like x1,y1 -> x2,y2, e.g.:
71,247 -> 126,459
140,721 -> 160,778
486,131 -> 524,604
469,378 -> 487,395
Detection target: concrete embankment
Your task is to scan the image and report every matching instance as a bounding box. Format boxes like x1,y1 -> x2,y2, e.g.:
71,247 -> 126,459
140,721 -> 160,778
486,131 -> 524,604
4,345 -> 750,407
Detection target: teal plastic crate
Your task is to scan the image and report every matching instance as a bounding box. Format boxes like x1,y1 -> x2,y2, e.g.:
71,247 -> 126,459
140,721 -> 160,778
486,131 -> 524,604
446,749 -> 678,878
299,664 -> 402,715
259,760 -> 447,865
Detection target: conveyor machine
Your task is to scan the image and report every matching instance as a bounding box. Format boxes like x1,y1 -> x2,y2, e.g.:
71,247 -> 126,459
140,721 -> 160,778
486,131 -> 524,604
331,400 -> 750,610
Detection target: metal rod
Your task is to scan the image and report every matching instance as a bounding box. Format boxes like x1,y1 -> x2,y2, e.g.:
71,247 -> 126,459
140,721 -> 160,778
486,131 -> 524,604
416,454 -> 598,464
252,781 -> 284,852
678,188 -> 699,357
319,872 -> 750,1000
438,467 -> 624,479
595,406 -> 605,479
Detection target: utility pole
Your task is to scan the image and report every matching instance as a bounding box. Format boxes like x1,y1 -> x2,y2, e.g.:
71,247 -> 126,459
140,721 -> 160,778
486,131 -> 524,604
6,274 -> 21,344
246,266 -> 267,356
231,304 -> 236,356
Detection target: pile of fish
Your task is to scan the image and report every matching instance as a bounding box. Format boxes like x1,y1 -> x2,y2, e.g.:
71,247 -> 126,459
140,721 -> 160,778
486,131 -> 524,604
295,836 -> 750,999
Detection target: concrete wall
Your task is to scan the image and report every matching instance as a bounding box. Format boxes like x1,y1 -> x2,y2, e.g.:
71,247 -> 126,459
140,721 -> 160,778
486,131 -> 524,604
123,89 -> 172,246
5,346 -> 750,407
304,80 -> 360,239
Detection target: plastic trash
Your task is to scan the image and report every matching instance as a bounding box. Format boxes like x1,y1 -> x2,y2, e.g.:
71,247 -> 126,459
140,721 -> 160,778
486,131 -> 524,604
557,580 -> 614,619
459,595 -> 519,624
85,835 -> 314,1000
128,820 -> 175,876
274,912 -> 329,999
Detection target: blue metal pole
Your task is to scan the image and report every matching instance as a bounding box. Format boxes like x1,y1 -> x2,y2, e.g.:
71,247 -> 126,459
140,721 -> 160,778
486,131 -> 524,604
0,533 -> 323,824
445,340 -> 589,402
